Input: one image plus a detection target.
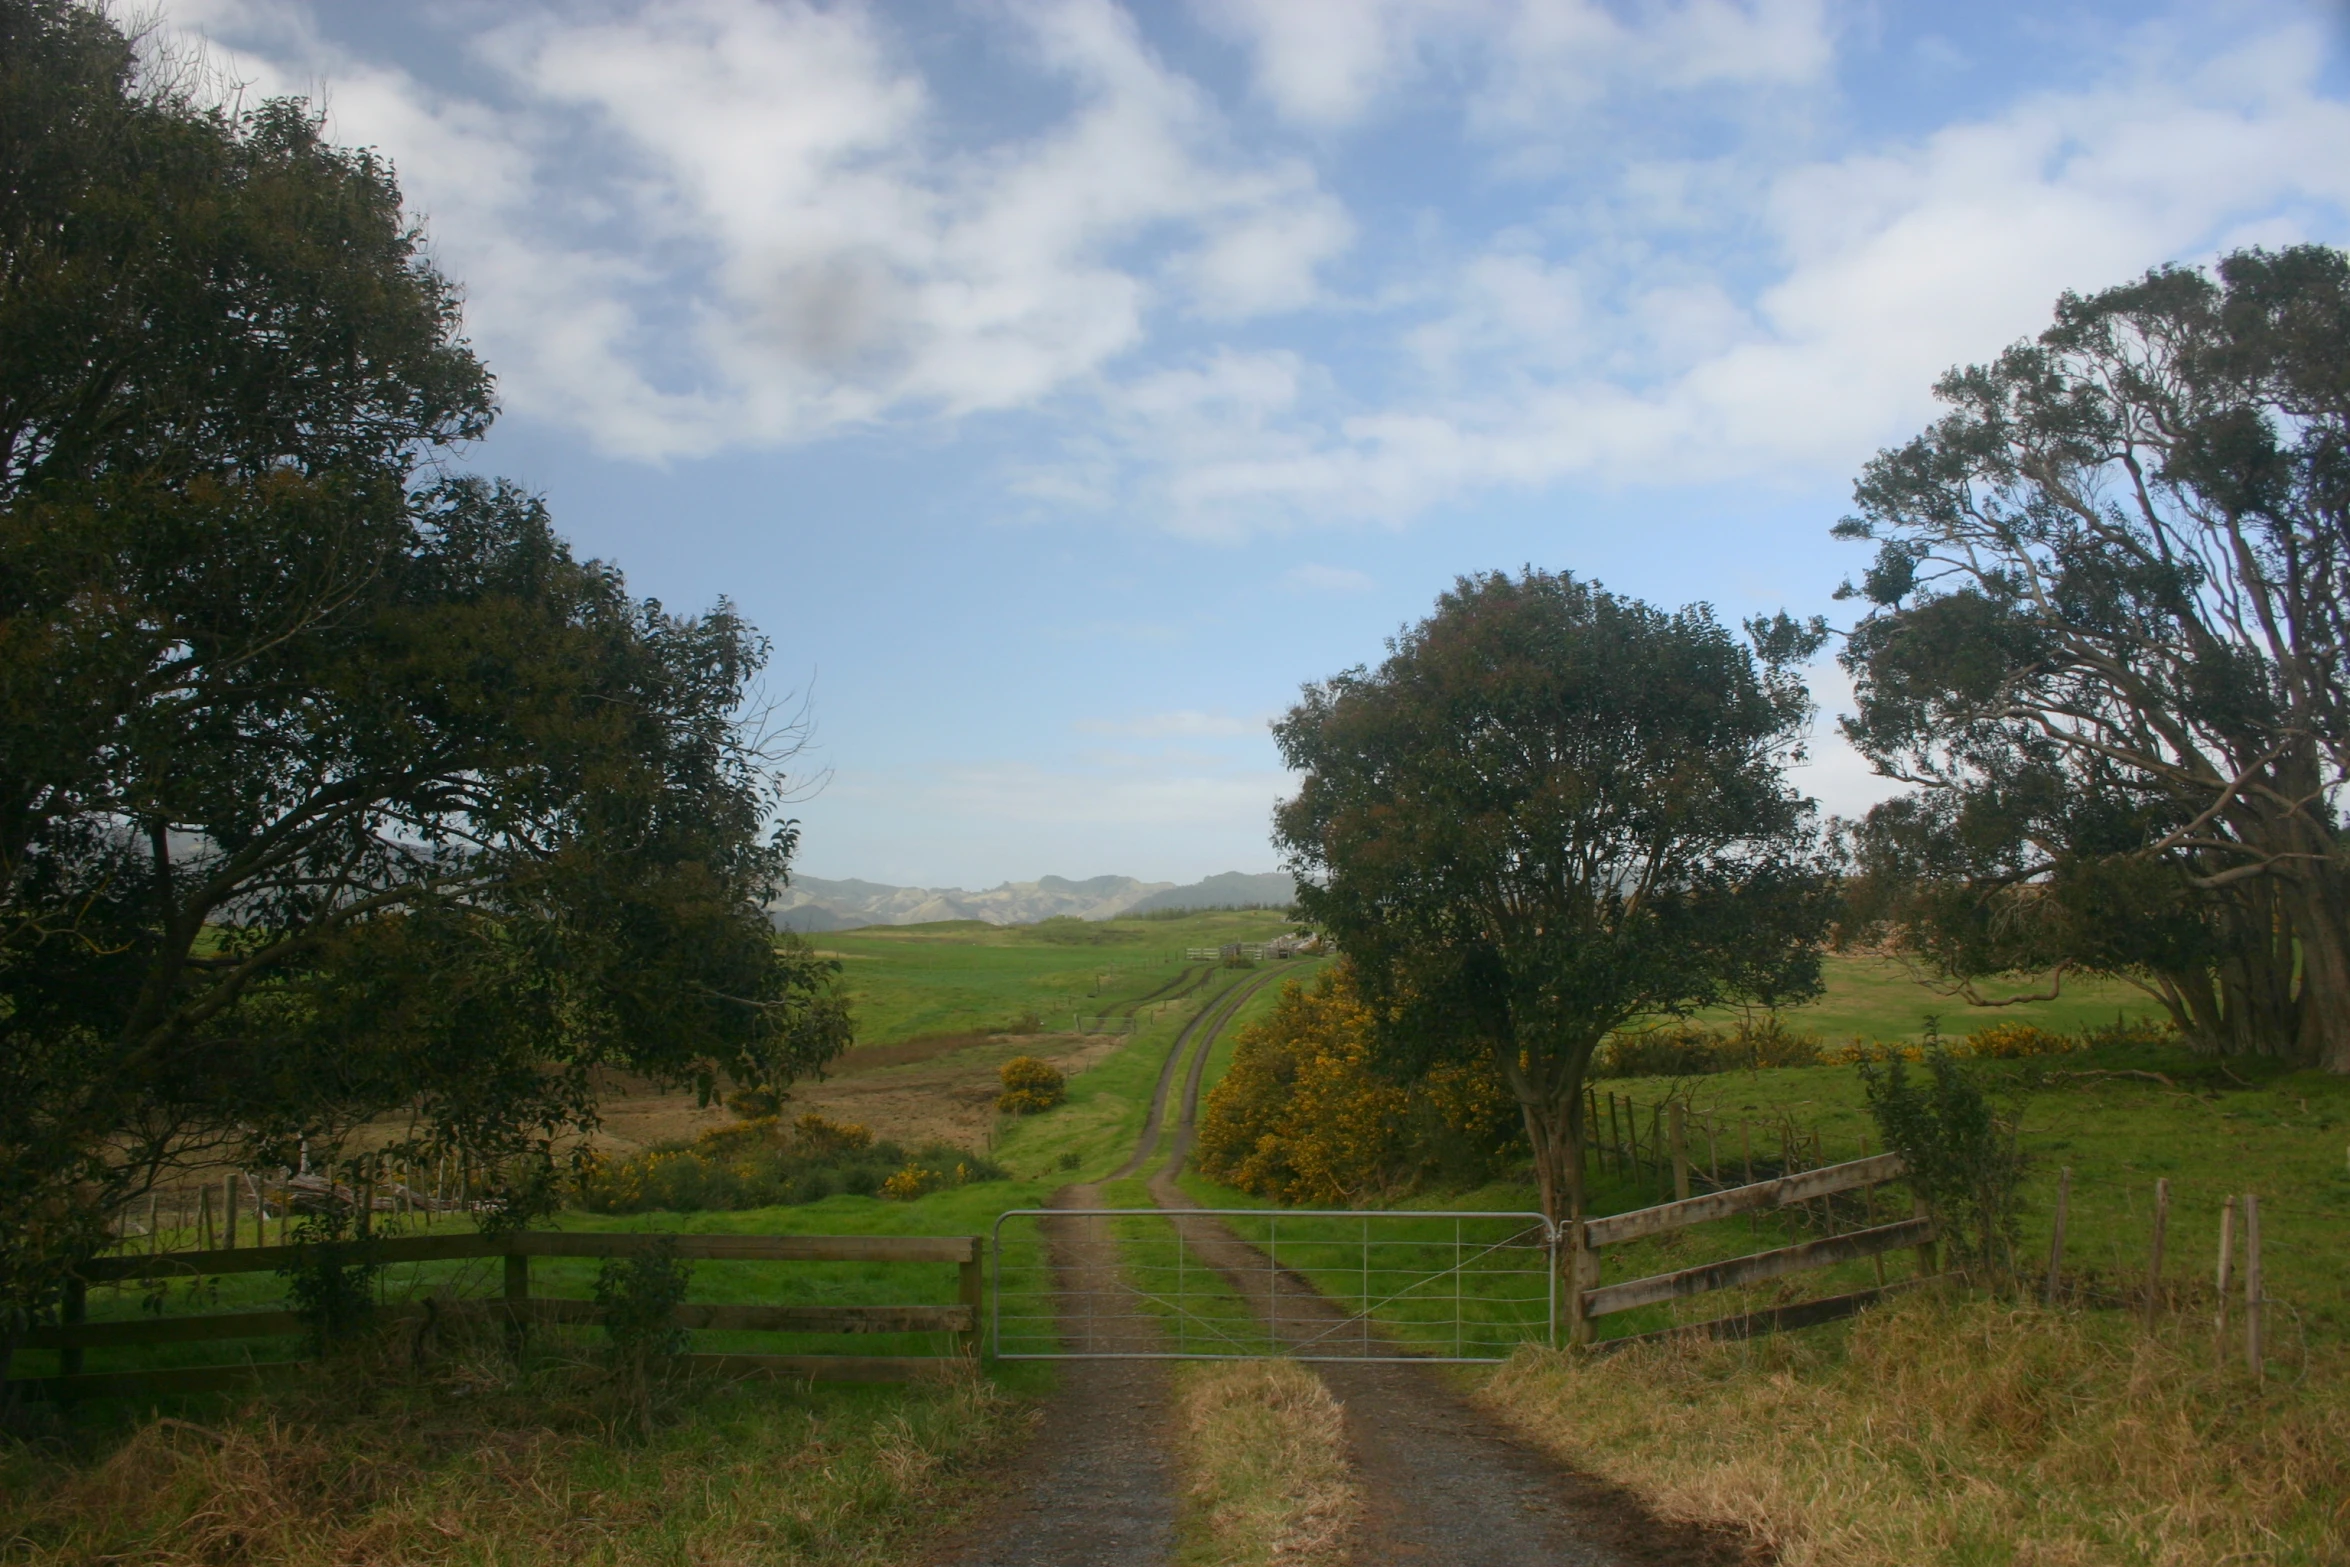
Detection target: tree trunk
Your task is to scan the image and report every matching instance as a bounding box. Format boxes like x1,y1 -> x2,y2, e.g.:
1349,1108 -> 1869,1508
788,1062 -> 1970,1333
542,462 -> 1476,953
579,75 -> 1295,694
2289,866 -> 2350,1072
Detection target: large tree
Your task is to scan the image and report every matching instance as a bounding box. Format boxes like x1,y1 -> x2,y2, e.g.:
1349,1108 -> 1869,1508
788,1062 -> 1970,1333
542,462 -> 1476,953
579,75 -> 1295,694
1836,246 -> 2350,1066
1272,570 -> 1834,1247
0,1 -> 847,1364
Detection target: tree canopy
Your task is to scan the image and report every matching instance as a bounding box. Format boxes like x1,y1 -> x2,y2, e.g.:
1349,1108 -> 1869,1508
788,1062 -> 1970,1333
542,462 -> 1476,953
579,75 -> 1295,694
1836,246 -> 2350,1068
0,0 -> 847,1354
1272,569 -> 1833,1234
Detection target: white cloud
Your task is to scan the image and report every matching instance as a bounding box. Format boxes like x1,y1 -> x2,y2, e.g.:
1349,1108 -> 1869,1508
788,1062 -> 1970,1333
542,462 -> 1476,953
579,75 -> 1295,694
1067,23 -> 2350,532
1197,0 -> 1834,131
1285,562 -> 1375,594
155,0 -> 1354,459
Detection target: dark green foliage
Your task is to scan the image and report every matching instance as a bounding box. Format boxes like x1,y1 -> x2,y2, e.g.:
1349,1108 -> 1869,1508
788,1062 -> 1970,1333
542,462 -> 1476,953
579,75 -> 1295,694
1835,246 -> 2350,1068
593,1239 -> 693,1363
1858,1051 -> 2029,1277
1273,569 -> 1835,1222
0,0 -> 848,1362
277,1207 -> 382,1350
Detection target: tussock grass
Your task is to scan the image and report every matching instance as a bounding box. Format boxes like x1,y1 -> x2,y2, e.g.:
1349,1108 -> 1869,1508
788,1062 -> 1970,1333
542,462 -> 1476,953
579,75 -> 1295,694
1479,1290 -> 2350,1566
1173,1359 -> 1358,1565
2,1332 -> 1025,1566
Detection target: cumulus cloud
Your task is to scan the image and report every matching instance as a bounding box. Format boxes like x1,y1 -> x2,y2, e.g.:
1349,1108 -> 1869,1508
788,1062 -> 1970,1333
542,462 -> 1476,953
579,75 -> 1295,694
156,1 -> 2348,531
155,0 -> 1353,458
1072,22 -> 2350,533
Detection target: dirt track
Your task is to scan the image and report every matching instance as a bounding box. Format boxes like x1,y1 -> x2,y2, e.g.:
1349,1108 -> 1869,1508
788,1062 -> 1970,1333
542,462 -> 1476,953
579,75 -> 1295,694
931,967 -> 1761,1567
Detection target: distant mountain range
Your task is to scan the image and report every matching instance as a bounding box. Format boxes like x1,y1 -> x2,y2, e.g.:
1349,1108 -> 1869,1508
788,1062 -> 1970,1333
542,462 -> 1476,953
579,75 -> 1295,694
768,871 -> 1298,932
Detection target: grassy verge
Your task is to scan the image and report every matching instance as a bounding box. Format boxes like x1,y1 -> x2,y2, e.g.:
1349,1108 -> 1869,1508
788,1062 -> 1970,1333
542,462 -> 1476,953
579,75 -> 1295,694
1173,1360 -> 1357,1566
1479,1288 -> 2350,1566
2,1332 -> 1025,1566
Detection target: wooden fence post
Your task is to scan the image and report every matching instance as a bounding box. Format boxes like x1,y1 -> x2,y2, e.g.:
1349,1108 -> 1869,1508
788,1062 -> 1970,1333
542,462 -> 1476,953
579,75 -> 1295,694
1705,1117 -> 1719,1186
1913,1194 -> 1938,1278
2044,1166 -> 2071,1306
2145,1177 -> 2169,1322
1740,1120 -> 1753,1185
2244,1193 -> 2263,1380
2214,1196 -> 2236,1353
1669,1103 -> 1691,1203
223,1174 -> 239,1249
959,1240 -> 985,1358
1568,1221 -> 1596,1348
199,1183 -> 215,1250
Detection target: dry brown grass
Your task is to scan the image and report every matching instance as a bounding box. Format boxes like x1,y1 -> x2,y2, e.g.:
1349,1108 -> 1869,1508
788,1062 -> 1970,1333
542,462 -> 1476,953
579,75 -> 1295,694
1172,1359 -> 1359,1566
1478,1290 -> 2350,1566
2,1334 -> 1026,1566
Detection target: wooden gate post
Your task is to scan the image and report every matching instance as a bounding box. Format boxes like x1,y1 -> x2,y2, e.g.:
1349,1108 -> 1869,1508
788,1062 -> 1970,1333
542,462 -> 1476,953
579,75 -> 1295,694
1567,1218 -> 1595,1348
959,1239 -> 984,1358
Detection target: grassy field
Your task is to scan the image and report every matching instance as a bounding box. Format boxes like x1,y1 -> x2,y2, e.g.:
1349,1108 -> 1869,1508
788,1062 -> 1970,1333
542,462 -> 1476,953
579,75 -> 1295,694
814,908 -> 1302,1046
1694,950 -> 2167,1045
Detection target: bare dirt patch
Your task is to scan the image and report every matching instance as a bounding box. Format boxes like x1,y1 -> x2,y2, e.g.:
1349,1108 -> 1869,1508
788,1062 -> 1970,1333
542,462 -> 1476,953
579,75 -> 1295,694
583,1033 -> 1122,1154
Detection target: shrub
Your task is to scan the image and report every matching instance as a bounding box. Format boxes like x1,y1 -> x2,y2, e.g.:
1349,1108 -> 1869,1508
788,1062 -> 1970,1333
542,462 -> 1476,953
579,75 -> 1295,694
592,1237 -> 694,1435
1593,1015 -> 1821,1077
1859,1049 -> 2029,1277
997,1056 -> 1067,1114
593,1238 -> 692,1364
579,1122 -> 1000,1213
879,1156 -> 984,1201
277,1206 -> 381,1350
1962,1021 -> 2082,1058
2081,1014 -> 2180,1050
724,1085 -> 785,1119
1195,964 -> 1520,1204
792,1112 -> 872,1156
1005,1009 -> 1043,1035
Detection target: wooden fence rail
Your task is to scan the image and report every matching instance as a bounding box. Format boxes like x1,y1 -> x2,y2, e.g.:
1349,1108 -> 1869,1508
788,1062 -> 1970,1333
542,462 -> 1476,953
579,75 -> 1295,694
1569,1150 -> 1935,1345
10,1230 -> 984,1402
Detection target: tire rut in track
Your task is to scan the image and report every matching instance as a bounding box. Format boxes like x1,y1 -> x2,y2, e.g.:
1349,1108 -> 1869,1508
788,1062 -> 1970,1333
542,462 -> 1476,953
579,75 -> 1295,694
924,969 -> 1283,1567
1144,987 -> 1759,1567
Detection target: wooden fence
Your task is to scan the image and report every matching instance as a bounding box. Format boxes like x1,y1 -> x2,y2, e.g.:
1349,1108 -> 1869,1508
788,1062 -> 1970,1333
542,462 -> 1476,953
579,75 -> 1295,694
1568,1148 -> 1936,1347
9,1230 -> 984,1401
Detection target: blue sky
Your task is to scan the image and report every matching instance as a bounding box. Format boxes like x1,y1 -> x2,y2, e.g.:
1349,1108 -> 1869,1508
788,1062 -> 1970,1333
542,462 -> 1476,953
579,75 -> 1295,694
159,0 -> 2350,887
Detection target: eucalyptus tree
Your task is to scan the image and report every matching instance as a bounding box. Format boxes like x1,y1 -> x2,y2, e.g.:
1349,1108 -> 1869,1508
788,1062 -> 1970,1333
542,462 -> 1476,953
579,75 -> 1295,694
0,0 -> 847,1363
1273,570 -> 1835,1230
1837,246 -> 2350,1065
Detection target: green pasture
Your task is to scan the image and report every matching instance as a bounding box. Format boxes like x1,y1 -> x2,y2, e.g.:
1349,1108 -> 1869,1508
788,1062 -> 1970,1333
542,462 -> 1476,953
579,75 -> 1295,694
1698,952 -> 2167,1045
812,908 -> 1301,1045
1180,956 -> 2349,1350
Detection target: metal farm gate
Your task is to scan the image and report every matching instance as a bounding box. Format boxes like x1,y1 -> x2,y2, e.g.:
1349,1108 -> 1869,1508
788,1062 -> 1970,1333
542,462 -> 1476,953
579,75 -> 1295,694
990,1208 -> 1556,1363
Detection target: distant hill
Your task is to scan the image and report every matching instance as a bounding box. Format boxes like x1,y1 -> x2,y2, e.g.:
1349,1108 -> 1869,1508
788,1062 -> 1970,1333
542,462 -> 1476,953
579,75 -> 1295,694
768,873 -> 1174,930
767,870 -> 1296,929
1127,872 -> 1298,914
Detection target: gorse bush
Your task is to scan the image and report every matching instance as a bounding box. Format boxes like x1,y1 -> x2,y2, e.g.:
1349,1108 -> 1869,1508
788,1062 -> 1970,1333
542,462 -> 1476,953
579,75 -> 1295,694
1592,1016 -> 1824,1077
579,1114 -> 1001,1212
1858,1048 -> 2029,1277
997,1056 -> 1066,1114
1196,965 -> 1521,1205
277,1205 -> 381,1350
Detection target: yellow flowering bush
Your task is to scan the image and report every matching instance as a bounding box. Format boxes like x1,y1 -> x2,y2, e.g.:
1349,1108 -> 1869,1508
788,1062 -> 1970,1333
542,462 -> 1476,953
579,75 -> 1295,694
1960,1021 -> 2084,1058
997,1056 -> 1067,1114
1195,964 -> 1520,1205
